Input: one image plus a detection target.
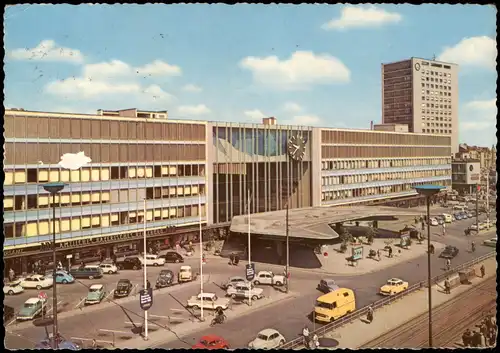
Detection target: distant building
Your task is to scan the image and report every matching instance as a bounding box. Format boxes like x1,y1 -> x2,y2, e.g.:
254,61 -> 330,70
451,159 -> 481,194
455,143 -> 496,171
373,123 -> 409,132
381,57 -> 458,154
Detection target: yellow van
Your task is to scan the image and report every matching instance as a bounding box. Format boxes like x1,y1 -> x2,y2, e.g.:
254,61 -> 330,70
313,288 -> 356,323
442,214 -> 453,223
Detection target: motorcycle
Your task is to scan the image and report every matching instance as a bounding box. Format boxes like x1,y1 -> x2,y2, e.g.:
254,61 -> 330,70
210,314 -> 227,327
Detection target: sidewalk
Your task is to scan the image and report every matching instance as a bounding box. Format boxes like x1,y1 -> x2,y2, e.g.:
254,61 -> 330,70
312,238 -> 445,276
116,290 -> 297,349
323,256 -> 497,348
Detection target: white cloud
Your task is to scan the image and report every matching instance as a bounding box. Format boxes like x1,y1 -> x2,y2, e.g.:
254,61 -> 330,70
465,98 -> 497,111
136,60 -> 182,76
7,39 -> 84,63
283,114 -> 323,126
437,36 -> 497,69
182,84 -> 203,93
322,5 -> 402,31
59,151 -> 92,170
177,104 -> 211,116
460,98 -> 497,145
244,109 -> 268,121
45,78 -> 141,98
283,102 -> 303,113
460,121 -> 493,131
83,60 -> 132,80
240,51 -> 350,90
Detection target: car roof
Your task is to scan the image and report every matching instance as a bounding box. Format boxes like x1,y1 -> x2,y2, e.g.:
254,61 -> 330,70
90,284 -> 103,290
180,266 -> 191,270
230,276 -> 245,280
25,298 -> 41,304
118,279 -> 131,282
29,274 -> 44,279
321,278 -> 336,283
389,278 -> 402,282
200,335 -> 223,342
259,328 -> 278,336
199,292 -> 216,297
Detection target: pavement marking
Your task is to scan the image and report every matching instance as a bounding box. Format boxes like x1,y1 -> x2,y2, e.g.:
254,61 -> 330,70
71,337 -> 115,348
105,290 -> 115,302
46,301 -> 63,314
74,297 -> 86,309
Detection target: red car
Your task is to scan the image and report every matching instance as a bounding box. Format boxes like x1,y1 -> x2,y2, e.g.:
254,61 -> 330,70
192,335 -> 229,349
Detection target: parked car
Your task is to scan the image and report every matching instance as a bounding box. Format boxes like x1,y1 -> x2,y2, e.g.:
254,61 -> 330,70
114,279 -> 133,298
35,335 -> 81,350
4,280 -> 24,295
99,263 -> 118,274
70,265 -> 104,280
45,270 -> 75,284
221,276 -> 247,290
483,237 -> 497,247
160,251 -> 184,263
466,211 -> 473,218
186,292 -> 230,311
453,212 -> 463,220
317,278 -> 340,293
17,298 -> 47,321
253,271 -> 286,287
470,223 -> 482,231
470,210 -> 477,217
379,278 -> 409,296
435,216 -> 445,225
155,269 -> 174,289
4,305 -> 15,322
439,245 -> 459,259
248,329 -> 286,349
20,275 -> 53,290
85,284 -> 106,305
116,257 -> 142,270
226,282 -> 263,300
178,265 -> 196,283
140,254 -> 166,267
192,335 -> 230,350
429,217 -> 439,226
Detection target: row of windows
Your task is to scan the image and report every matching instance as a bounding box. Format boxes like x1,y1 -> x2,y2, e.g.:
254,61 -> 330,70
423,117 -> 452,122
321,129 -> 449,146
4,164 -> 206,185
320,158 -> 450,170
423,70 -> 452,78
423,122 -> 452,128
4,205 -> 207,239
322,169 -> 450,186
422,129 -> 451,134
321,180 -> 452,202
3,185 -> 206,211
420,109 -> 452,117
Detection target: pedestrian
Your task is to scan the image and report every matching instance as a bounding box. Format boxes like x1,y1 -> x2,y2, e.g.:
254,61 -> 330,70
229,253 -> 235,265
146,280 -> 151,289
471,241 -> 476,252
479,331 -> 486,347
444,278 -> 451,294
446,258 -> 451,271
234,253 -> 240,265
471,331 -> 480,347
8,268 -> 15,282
462,329 -> 472,347
377,250 -> 381,261
302,325 -> 310,347
367,306 -> 374,323
480,264 -> 485,278
442,223 -> 446,236
388,247 -> 393,258
421,221 -> 425,231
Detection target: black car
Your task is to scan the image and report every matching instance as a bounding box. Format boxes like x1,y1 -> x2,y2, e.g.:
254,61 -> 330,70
155,269 -> 174,289
160,252 -> 184,264
4,305 -> 15,322
69,265 -> 103,280
116,257 -> 142,270
114,279 -> 133,298
439,246 -> 459,259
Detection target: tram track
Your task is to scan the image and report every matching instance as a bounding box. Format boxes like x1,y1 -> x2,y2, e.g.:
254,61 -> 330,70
361,277 -> 497,348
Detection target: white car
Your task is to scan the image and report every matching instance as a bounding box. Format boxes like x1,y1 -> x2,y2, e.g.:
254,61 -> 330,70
20,275 -> 53,290
139,254 -> 166,267
226,282 -> 264,300
429,217 -> 439,226
187,292 -> 231,311
248,329 -> 286,349
99,263 -> 118,274
253,271 -> 286,287
483,237 -> 497,247
3,280 -> 24,295
222,276 -> 247,290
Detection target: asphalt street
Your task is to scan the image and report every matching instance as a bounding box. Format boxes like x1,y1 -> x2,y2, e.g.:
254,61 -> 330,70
4,206 -> 496,349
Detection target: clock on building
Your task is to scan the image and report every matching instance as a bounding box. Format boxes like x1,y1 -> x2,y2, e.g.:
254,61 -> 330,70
469,164 -> 474,172
287,135 -> 306,161
414,63 -> 421,71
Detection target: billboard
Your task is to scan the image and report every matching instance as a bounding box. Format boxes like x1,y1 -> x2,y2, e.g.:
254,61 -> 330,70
466,162 -> 481,185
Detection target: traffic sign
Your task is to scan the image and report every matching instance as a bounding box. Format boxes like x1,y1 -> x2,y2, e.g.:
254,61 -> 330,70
245,263 -> 256,281
38,291 -> 48,300
139,288 -> 153,311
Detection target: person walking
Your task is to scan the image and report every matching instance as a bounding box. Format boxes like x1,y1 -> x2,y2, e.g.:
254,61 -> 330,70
445,258 -> 451,271
388,246 -> 393,258
367,306 -> 374,323
8,268 -> 15,282
442,223 -> 446,236
377,250 -> 381,262
444,278 -> 451,294
480,264 -> 485,278
471,241 -> 476,253
462,329 -> 472,347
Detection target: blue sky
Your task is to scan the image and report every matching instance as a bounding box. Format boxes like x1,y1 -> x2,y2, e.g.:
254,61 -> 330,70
4,4 -> 497,146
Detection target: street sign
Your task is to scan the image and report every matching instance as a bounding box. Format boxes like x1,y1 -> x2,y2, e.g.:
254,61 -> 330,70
245,263 -> 256,281
66,254 -> 73,259
352,246 -> 363,261
139,288 -> 153,311
38,291 -> 48,300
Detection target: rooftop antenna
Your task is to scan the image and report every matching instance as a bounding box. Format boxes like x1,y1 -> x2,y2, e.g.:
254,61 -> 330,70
432,54 -> 436,61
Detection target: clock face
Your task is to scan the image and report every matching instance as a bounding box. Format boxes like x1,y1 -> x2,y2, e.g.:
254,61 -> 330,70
414,63 -> 421,71
287,135 -> 306,161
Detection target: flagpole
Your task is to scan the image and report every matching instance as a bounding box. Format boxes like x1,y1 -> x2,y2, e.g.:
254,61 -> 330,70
143,198 -> 148,340
199,193 -> 204,321
248,189 -> 252,307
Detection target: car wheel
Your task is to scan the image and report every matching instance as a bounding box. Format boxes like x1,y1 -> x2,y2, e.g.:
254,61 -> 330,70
231,294 -> 237,299
108,271 -> 113,274
8,290 -> 14,295
89,276 -> 94,280
153,263 -> 158,267
275,281 -> 282,286
222,346 -> 229,349
36,285 -> 42,290
118,265 -> 124,270
62,279 -> 68,284
254,280 -> 260,285
279,340 -> 285,346
252,295 -> 259,301
192,305 -> 200,310
330,317 -> 335,323
175,259 -> 180,263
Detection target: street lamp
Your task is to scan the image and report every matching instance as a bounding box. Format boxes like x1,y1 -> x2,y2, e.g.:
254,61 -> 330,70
41,182 -> 66,349
414,184 -> 445,349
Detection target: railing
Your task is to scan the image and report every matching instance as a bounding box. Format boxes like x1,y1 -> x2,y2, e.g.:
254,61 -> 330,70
281,251 -> 496,349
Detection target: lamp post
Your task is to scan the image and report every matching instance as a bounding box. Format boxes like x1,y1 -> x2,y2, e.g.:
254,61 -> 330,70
415,184 -> 444,349
41,182 -> 65,349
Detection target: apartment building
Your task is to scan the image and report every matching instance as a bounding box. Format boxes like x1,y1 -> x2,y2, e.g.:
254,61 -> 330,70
4,109 -> 208,273
381,57 -> 459,154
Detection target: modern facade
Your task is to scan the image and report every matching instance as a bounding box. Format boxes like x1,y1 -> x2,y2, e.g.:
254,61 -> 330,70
4,109 -> 209,273
381,57 -> 459,154
4,109 -> 453,273
451,159 -> 481,194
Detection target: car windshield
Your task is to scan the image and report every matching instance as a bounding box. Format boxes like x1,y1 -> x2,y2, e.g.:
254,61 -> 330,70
24,303 -> 36,308
90,288 -> 100,292
160,272 -> 172,277
316,301 -> 333,310
257,334 -> 269,341
117,282 -> 128,288
180,269 -> 189,273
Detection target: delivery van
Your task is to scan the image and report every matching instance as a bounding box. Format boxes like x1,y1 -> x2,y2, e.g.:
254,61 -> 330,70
313,288 -> 356,323
442,214 -> 453,223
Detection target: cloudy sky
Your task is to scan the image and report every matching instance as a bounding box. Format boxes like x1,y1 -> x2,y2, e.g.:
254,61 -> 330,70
4,4 -> 497,146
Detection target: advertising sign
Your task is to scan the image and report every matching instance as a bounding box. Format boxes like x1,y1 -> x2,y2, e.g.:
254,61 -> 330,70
400,233 -> 411,248
352,246 -> 363,261
245,263 -> 256,281
139,288 -> 153,311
